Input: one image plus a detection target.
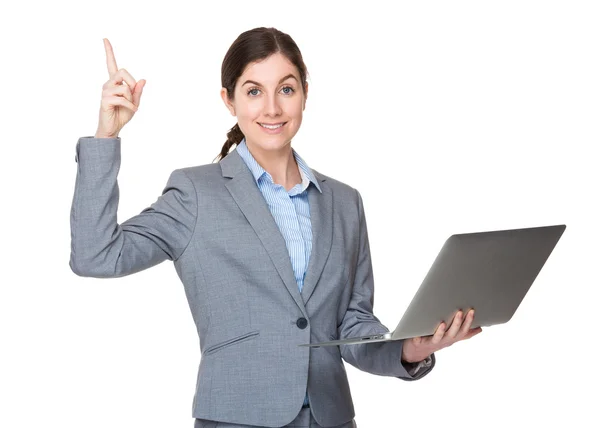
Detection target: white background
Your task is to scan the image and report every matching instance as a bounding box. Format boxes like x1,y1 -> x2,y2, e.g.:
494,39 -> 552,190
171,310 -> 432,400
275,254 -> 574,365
1,1 -> 598,427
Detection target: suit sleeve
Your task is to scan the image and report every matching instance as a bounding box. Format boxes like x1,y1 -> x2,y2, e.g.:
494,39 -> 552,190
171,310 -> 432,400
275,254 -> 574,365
69,136 -> 197,278
336,189 -> 435,381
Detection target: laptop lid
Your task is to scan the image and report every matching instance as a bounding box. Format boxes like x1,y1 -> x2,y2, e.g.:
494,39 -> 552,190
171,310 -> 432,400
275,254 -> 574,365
389,224 -> 566,340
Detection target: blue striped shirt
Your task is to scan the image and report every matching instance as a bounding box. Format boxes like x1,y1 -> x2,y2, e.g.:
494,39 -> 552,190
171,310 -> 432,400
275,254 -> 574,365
236,138 -> 320,407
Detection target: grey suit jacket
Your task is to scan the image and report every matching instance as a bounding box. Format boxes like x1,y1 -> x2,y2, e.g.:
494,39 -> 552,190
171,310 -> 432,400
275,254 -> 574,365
69,136 -> 435,427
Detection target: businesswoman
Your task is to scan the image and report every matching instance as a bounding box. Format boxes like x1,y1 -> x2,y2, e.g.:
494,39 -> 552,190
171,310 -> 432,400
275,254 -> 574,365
70,27 -> 482,428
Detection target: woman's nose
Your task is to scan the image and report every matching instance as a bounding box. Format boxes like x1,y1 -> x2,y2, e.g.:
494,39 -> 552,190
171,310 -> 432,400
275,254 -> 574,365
264,94 -> 283,116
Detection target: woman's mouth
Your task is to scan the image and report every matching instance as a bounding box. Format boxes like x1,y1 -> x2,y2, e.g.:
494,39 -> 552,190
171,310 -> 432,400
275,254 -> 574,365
258,122 -> 287,134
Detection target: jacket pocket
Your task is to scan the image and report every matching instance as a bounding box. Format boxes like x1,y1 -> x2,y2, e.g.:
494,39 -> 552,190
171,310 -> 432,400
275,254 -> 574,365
203,330 -> 260,356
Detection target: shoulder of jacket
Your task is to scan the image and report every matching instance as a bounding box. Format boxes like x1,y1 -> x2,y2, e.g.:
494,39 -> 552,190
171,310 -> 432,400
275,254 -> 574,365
312,168 -> 360,202
177,162 -> 222,181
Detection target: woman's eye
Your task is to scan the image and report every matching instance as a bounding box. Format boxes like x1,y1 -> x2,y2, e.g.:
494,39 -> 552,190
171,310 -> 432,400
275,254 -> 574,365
247,86 -> 295,97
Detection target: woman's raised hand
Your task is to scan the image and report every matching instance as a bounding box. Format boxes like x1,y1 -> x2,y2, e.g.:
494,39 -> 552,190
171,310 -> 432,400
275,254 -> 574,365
95,38 -> 146,139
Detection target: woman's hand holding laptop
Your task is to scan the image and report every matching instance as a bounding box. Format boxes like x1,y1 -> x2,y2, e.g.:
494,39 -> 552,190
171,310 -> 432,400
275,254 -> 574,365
401,309 -> 483,363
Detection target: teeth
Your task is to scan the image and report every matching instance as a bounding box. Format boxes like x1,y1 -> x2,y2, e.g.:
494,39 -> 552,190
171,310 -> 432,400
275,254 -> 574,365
260,123 -> 284,129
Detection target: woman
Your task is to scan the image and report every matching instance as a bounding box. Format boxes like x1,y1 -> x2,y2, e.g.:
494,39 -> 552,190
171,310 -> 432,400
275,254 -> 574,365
70,27 -> 481,428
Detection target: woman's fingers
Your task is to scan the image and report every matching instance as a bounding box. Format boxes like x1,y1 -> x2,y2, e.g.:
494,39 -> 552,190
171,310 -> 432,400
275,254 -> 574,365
104,68 -> 138,94
468,327 -> 483,338
460,327 -> 483,342
102,40 -> 138,91
113,68 -> 138,91
101,95 -> 138,113
96,39 -> 140,138
104,85 -> 134,103
445,310 -> 464,339
431,321 -> 446,345
103,38 -> 118,77
458,310 -> 475,337
132,79 -> 146,107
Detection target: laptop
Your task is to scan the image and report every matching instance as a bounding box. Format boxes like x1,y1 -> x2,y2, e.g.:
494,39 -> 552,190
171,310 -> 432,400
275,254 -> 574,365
299,224 -> 566,348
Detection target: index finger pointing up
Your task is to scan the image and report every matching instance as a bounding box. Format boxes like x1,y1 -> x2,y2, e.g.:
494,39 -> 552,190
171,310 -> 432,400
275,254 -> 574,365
103,38 -> 118,77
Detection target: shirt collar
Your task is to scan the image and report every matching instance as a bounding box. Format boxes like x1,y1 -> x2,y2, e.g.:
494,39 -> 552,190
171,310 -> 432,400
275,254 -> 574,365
236,138 -> 322,193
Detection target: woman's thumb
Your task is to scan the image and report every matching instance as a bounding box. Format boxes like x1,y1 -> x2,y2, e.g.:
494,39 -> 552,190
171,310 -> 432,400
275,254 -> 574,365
133,79 -> 146,106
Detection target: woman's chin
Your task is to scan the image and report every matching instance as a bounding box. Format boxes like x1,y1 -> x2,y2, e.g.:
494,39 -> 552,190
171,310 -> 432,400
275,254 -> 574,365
250,134 -> 293,151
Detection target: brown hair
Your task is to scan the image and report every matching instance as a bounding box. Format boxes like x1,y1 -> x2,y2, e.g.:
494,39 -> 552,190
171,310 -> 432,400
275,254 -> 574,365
214,27 -> 309,162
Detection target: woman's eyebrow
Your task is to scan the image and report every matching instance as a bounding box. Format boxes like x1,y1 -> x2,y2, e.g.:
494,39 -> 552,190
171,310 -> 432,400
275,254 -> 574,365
242,74 -> 298,87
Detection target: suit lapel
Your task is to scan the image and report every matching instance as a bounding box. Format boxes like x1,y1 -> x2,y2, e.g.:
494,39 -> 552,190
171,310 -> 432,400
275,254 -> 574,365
300,180 -> 333,305
220,149 -> 333,313
221,150 -> 307,316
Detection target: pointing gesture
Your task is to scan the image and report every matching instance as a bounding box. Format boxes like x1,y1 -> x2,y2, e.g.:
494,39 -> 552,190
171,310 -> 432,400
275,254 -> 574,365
95,38 -> 146,139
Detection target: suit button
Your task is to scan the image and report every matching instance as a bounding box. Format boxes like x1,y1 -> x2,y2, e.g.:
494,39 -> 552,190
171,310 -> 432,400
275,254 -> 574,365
296,317 -> 308,329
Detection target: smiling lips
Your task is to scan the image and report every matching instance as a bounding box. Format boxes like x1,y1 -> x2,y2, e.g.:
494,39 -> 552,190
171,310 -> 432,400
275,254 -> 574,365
259,122 -> 286,129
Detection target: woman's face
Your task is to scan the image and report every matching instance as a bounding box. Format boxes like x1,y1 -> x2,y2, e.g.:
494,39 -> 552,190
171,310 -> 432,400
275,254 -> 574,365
221,52 -> 307,153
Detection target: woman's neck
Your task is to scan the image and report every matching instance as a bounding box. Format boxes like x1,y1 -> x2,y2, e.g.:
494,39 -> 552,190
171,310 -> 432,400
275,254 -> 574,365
246,141 -> 302,192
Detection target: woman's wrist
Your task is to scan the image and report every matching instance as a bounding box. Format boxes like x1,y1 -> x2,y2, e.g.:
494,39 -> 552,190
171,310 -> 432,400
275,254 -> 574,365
401,339 -> 430,363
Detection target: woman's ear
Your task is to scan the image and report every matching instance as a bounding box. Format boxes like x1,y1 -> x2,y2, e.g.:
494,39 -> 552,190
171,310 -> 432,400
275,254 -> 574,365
220,88 -> 236,116
302,82 -> 308,111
